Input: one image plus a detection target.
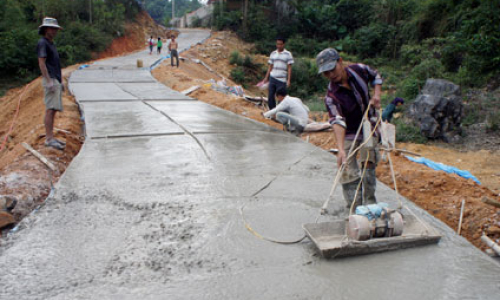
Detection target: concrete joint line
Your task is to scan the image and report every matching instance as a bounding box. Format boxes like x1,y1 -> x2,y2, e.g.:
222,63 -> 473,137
90,132 -> 186,140
78,99 -> 142,103
193,130 -> 275,135
142,101 -> 211,161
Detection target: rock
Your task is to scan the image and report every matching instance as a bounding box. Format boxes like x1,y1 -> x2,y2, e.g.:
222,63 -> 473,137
487,226 -> 500,235
0,211 -> 15,229
408,79 -> 463,142
0,195 -> 17,212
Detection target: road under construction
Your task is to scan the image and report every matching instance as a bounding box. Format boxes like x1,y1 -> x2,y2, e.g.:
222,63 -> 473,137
0,29 -> 499,300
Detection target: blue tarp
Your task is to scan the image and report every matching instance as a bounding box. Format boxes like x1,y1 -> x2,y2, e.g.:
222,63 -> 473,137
405,156 -> 481,184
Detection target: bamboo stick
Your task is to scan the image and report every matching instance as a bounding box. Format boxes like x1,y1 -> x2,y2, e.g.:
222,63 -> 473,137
22,142 -> 57,172
482,197 -> 500,209
457,199 -> 465,235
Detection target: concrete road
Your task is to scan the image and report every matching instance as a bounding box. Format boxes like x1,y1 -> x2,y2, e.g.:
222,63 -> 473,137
1,29 -> 499,300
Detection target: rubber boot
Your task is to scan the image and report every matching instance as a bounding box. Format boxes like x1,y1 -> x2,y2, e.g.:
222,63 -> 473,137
362,169 -> 377,205
342,179 -> 362,210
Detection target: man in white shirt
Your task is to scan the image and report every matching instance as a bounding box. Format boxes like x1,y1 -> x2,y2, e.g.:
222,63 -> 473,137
263,88 -> 309,135
261,37 -> 294,109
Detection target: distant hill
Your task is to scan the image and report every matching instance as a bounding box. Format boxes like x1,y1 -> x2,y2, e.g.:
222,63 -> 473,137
143,0 -> 202,25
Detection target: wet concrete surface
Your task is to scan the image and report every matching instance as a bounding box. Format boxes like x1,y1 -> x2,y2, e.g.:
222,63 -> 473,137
1,29 -> 499,299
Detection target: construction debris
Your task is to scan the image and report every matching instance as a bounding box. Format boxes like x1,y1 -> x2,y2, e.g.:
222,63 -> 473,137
481,235 -> 500,256
482,197 -> 500,209
181,85 -> 200,95
22,142 -> 57,172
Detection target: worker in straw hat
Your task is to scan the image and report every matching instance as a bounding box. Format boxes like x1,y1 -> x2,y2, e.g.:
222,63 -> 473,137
36,17 -> 65,150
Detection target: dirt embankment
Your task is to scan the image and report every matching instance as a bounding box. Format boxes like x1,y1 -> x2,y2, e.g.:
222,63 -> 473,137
152,31 -> 500,252
98,11 -> 172,60
0,12 -> 165,234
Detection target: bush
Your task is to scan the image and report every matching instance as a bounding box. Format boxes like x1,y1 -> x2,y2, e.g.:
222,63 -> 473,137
349,23 -> 392,58
289,58 -> 328,101
411,58 -> 445,81
230,66 -> 245,84
287,35 -> 332,57
396,76 -> 422,102
0,27 -> 39,79
486,111 -> 500,132
229,51 -> 243,66
243,55 -> 254,68
393,118 -> 428,144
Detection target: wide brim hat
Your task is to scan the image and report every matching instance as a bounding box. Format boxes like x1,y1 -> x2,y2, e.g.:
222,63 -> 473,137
38,17 -> 62,35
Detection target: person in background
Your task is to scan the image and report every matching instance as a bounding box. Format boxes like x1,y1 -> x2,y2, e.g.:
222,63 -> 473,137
157,37 -> 163,55
261,37 -> 294,109
148,36 -> 154,55
169,35 -> 179,67
382,97 -> 404,122
37,17 -> 65,150
262,87 -> 309,135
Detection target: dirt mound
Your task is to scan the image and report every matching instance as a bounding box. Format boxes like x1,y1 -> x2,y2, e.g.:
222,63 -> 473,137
152,31 -> 500,253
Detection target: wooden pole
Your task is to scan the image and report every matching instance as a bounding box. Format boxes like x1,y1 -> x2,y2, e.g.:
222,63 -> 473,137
457,199 -> 465,235
482,197 -> 500,209
22,142 -> 57,172
172,0 -> 175,20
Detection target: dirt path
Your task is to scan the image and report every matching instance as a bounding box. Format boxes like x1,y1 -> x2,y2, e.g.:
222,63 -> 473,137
152,31 -> 500,252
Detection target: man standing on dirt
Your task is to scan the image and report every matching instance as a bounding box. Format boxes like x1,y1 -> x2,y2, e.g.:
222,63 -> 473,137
262,87 -> 309,135
169,35 -> 179,67
316,48 -> 382,208
37,17 -> 65,151
262,37 -> 294,109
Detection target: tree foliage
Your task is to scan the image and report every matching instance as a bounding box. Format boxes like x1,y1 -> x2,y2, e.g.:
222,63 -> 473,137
213,0 -> 500,94
144,0 -> 202,25
0,0 -> 141,80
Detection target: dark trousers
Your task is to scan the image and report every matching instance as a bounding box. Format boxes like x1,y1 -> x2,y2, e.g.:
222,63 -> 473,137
268,76 -> 286,109
171,49 -> 179,67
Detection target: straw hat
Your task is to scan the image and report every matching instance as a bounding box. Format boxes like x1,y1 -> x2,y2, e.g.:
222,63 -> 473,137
38,17 -> 62,35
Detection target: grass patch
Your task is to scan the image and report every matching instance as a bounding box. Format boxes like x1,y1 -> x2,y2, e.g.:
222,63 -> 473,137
305,97 -> 327,112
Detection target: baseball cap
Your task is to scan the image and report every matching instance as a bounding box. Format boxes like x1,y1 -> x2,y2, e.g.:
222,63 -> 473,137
316,48 -> 340,74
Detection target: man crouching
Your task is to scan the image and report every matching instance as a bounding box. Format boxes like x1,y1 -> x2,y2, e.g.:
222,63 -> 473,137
262,88 -> 309,135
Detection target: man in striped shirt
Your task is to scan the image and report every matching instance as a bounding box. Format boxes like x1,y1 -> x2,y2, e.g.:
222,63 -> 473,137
261,37 -> 294,109
316,48 -> 383,210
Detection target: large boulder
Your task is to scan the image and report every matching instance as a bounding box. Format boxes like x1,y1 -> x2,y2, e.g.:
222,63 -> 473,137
408,79 -> 463,142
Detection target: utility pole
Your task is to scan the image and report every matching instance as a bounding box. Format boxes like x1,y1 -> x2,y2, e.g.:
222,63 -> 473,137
172,0 -> 175,20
